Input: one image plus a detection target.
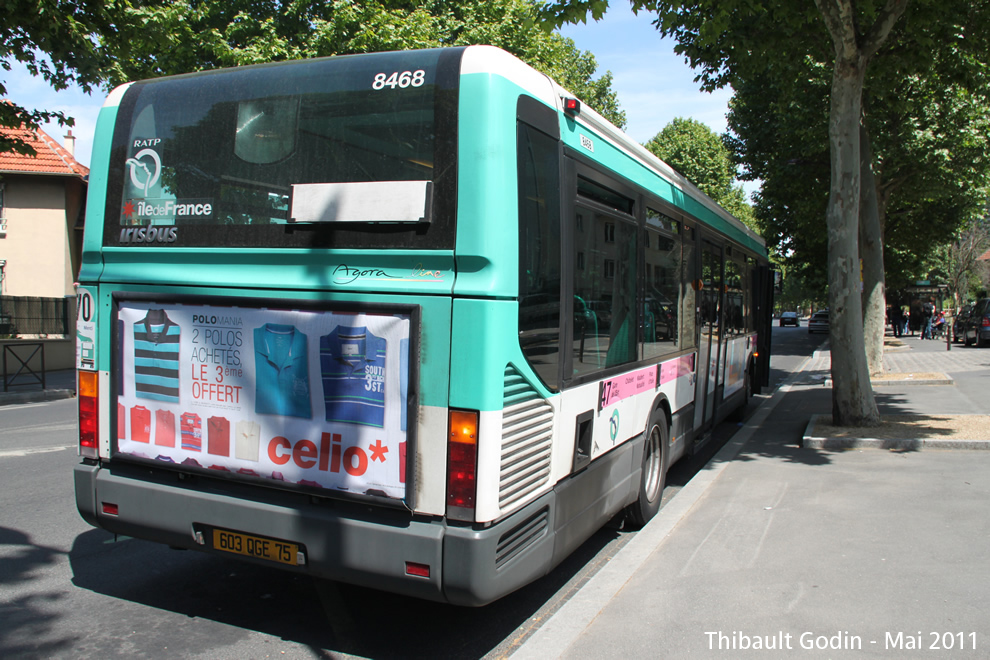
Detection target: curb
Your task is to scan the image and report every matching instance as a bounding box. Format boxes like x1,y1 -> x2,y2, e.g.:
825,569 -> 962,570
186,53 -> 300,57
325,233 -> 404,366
0,388 -> 75,407
871,373 -> 953,386
511,352 -> 820,659
822,378 -> 954,387
802,414 -> 990,450
823,376 -> 955,387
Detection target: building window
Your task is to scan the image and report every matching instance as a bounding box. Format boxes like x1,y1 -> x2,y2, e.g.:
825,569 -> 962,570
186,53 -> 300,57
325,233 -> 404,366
604,222 -> 615,243
604,259 -> 616,278
0,183 -> 6,240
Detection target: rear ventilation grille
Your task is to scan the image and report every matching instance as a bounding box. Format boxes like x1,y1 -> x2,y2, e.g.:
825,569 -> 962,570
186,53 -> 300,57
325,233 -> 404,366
498,366 -> 553,510
495,506 -> 549,569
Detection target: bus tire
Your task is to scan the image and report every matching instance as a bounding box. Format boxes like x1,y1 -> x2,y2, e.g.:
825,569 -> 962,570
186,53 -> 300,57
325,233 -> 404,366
625,406 -> 668,529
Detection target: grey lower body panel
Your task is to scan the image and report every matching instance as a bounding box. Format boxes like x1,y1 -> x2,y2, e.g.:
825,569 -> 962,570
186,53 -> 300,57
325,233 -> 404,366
75,443 -> 641,606
74,461 -> 447,601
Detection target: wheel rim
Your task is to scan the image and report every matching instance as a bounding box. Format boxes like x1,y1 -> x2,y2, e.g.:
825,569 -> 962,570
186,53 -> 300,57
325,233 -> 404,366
643,423 -> 663,504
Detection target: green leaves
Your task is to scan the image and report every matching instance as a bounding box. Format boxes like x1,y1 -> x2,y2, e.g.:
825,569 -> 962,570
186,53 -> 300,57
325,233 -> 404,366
100,0 -> 627,126
1,0 -> 116,153
643,117 -> 756,230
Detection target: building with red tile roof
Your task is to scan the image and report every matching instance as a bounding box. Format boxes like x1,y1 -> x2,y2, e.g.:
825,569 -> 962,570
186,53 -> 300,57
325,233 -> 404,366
1,120 -> 88,303
0,124 -> 90,178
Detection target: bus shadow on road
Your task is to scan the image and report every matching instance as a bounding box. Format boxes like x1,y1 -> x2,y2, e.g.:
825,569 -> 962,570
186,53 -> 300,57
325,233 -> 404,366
0,526 -> 79,659
66,523 -> 625,658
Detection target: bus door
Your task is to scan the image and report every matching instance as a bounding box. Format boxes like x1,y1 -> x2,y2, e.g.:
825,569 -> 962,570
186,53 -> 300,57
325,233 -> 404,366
694,239 -> 724,431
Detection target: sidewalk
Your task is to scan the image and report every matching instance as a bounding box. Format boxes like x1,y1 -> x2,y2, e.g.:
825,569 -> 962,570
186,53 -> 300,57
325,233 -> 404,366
514,338 -> 990,658
0,368 -> 75,406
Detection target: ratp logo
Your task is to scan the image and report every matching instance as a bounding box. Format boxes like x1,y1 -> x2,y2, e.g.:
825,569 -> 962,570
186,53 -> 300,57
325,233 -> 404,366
609,409 -> 620,442
126,148 -> 162,196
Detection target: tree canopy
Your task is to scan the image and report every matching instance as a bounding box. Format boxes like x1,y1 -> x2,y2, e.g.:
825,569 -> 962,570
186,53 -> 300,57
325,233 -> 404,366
727,56 -> 990,297
643,117 -> 755,229
104,0 -> 627,127
1,0 -> 115,155
3,0 -> 626,156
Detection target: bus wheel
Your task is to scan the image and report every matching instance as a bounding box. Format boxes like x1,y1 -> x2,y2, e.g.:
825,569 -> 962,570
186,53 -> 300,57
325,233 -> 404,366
625,407 -> 668,529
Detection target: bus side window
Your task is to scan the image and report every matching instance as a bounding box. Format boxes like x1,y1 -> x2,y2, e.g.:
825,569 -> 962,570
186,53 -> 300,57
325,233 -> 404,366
517,122 -> 562,390
680,224 -> 698,351
572,205 -> 638,376
643,210 -> 681,360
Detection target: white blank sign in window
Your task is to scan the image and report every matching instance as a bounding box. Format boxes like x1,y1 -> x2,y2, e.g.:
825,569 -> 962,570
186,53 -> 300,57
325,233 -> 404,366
290,181 -> 432,224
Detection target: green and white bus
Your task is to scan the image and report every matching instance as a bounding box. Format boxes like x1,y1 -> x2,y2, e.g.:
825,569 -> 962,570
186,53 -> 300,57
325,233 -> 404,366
74,46 -> 773,606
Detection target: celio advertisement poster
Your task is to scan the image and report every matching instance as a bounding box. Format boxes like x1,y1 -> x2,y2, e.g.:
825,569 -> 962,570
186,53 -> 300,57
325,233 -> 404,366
115,301 -> 411,500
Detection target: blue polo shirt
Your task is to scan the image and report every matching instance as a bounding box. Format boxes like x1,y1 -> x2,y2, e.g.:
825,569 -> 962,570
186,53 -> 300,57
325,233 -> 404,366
320,326 -> 387,427
254,323 -> 312,418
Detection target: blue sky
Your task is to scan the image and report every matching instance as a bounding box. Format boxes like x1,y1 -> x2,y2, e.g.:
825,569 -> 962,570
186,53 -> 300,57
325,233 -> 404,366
2,8 -> 732,169
558,9 -> 734,143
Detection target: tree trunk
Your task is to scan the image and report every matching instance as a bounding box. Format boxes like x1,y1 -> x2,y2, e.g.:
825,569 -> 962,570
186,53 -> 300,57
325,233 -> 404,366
825,57 -> 881,427
859,122 -> 886,377
815,0 -> 906,426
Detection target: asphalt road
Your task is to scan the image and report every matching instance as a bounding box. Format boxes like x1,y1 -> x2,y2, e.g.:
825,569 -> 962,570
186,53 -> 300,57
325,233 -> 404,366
0,326 -> 823,660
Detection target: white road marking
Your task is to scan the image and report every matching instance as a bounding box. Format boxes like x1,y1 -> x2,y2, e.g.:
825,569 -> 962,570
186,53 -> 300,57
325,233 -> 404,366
0,445 -> 73,458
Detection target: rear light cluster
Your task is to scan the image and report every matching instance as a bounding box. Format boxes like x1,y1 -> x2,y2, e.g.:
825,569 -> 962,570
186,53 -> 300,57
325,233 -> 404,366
446,410 -> 478,514
78,371 -> 99,458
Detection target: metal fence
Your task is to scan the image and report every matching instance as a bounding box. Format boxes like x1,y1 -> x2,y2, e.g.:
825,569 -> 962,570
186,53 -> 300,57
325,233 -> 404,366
0,296 -> 71,336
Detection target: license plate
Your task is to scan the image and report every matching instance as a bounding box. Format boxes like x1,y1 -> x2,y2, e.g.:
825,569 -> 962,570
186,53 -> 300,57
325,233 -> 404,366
212,528 -> 300,566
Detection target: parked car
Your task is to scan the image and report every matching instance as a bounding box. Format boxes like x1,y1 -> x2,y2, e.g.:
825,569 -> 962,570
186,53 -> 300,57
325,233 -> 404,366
961,298 -> 990,347
779,311 -> 799,327
953,303 -> 974,343
808,310 -> 829,334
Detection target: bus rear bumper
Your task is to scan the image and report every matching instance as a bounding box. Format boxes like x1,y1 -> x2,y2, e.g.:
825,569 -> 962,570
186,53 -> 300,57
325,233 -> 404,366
74,462 -> 559,605
74,462 -> 448,601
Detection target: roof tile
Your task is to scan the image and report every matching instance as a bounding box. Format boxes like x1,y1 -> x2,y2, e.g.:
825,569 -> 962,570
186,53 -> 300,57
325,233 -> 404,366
0,122 -> 89,178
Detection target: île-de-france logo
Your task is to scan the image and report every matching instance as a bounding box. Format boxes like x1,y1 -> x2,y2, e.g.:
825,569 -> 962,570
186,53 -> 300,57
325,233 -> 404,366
126,139 -> 162,196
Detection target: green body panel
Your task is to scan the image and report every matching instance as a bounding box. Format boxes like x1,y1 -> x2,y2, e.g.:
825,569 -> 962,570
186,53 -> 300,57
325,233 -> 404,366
453,73 -> 536,299
560,118 -> 766,257
448,298 -> 554,412
98,248 -> 454,295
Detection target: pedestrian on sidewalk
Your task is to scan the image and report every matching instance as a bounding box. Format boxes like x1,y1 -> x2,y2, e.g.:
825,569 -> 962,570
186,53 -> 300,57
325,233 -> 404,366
921,299 -> 935,339
890,306 -> 904,338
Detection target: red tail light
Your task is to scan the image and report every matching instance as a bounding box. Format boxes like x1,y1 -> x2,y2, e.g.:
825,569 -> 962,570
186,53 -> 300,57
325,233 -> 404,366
446,410 -> 478,515
405,561 -> 430,578
78,371 -> 99,458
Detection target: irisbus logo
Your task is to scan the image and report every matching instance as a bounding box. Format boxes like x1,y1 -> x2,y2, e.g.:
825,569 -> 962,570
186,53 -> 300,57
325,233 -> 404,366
118,226 -> 179,244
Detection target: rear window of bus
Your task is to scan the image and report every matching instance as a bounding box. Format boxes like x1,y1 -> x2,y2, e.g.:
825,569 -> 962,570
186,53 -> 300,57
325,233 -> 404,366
103,49 -> 461,250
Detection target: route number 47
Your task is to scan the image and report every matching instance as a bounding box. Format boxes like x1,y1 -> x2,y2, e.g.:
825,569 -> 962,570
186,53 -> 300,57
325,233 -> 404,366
372,70 -> 426,90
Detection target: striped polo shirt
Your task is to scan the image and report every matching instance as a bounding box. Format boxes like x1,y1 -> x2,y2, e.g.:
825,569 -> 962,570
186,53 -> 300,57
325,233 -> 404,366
320,326 -> 387,427
180,412 -> 202,452
133,309 -> 181,403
